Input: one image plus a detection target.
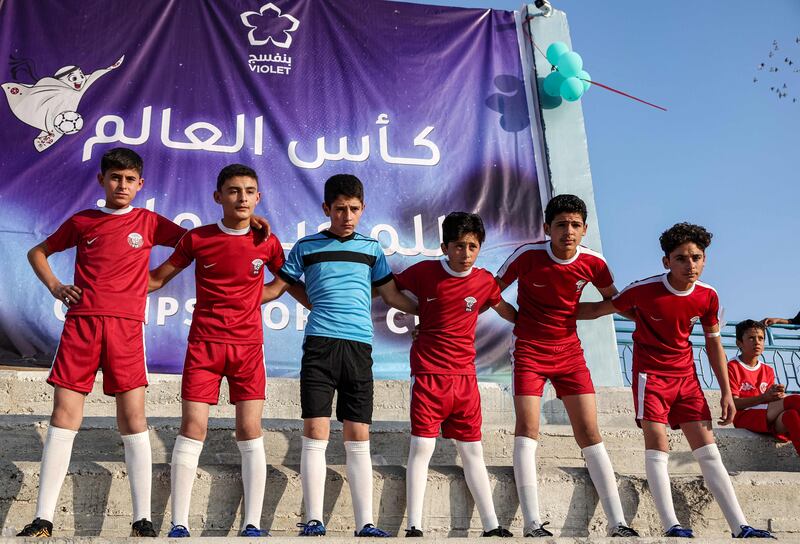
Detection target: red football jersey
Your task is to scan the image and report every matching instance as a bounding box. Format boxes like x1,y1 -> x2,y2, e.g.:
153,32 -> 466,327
728,357 -> 775,401
612,274 -> 720,377
45,206 -> 185,321
395,259 -> 502,375
169,222 -> 284,344
497,242 -> 614,342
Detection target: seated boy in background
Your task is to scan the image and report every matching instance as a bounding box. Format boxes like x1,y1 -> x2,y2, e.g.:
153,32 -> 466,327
728,319 -> 800,455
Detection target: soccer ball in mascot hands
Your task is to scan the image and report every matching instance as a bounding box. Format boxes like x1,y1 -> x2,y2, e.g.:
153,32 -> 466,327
54,111 -> 84,135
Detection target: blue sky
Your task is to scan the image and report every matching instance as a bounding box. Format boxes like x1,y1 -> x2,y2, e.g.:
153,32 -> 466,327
410,0 -> 800,321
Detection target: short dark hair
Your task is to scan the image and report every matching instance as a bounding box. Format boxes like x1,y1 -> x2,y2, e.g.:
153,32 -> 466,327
100,147 -> 143,175
659,222 -> 713,256
324,174 -> 364,206
544,194 -> 587,224
736,319 -> 766,341
217,164 -> 258,191
442,212 -> 486,245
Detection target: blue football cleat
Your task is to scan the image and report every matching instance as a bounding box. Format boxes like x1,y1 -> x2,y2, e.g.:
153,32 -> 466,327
167,525 -> 190,538
355,524 -> 391,537
240,524 -> 269,537
664,524 -> 694,538
735,525 -> 776,539
297,520 -> 327,536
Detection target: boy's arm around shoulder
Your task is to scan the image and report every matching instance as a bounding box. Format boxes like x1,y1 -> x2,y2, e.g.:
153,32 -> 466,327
576,299 -> 617,320
596,284 -> 637,321
262,274 -> 311,309
376,278 -> 418,315
149,259 -> 183,293
28,241 -> 82,305
491,298 -> 517,324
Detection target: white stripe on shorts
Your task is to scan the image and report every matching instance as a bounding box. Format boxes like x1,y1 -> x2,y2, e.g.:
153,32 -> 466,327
48,335 -> 63,382
636,372 -> 648,420
262,344 -> 267,398
142,323 -> 150,383
509,333 -> 517,396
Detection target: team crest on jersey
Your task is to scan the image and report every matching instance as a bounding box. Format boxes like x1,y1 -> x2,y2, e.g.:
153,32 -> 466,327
760,382 -> 769,393
575,279 -> 587,292
251,258 -> 265,275
127,232 -> 143,248
464,296 -> 477,312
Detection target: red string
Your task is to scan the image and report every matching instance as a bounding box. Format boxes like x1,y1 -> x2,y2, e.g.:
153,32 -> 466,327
581,78 -> 668,111
521,14 -> 667,111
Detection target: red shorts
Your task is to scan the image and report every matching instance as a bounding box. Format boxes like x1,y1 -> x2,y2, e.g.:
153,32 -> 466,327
633,371 -> 712,429
181,340 -> 266,405
733,408 -> 790,442
410,374 -> 482,442
48,315 -> 148,396
512,336 -> 595,398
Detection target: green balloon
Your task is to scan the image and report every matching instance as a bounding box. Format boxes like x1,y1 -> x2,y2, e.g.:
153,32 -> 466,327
546,42 -> 570,66
560,77 -> 585,101
543,71 -> 565,97
557,51 -> 583,78
578,70 -> 591,92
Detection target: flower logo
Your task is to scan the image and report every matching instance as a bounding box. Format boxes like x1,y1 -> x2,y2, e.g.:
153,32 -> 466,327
240,3 -> 300,49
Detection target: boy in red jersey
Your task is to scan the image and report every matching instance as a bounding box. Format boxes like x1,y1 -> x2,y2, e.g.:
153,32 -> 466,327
148,164 -> 306,538
20,148 -> 186,538
728,319 -> 800,455
496,195 -> 636,538
395,212 -> 516,538
578,223 -> 773,539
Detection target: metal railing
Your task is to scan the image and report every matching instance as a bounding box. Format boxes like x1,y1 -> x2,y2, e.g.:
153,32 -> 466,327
615,317 -> 800,390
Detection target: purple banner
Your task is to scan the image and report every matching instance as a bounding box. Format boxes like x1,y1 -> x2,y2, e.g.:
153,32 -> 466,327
0,0 -> 542,377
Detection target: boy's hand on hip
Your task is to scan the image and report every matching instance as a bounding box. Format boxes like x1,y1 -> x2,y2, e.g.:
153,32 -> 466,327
51,283 -> 82,306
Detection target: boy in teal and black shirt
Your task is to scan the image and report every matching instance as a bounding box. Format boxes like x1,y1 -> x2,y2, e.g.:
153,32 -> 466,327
265,174 -> 416,537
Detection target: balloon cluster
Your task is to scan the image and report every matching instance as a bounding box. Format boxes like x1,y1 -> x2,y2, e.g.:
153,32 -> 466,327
542,42 -> 591,102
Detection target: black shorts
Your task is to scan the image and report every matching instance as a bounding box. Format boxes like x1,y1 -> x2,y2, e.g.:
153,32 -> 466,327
300,335 -> 374,424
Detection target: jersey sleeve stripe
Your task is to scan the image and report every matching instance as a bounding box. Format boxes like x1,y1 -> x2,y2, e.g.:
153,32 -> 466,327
694,280 -> 718,294
579,245 -> 608,263
497,241 -> 547,276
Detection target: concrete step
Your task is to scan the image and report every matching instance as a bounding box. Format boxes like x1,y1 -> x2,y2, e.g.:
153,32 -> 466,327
0,461 -> 795,538
0,370 -> 486,422
1,416 -> 796,474
0,370 -> 721,428
7,531 -> 800,544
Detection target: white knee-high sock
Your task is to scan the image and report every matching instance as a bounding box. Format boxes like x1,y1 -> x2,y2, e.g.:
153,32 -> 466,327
238,437 -> 267,529
35,426 -> 78,521
170,435 -> 203,529
513,436 -> 540,528
582,442 -> 626,528
692,444 -> 747,534
301,437 -> 328,523
122,430 -> 152,522
406,436 -> 436,530
345,440 -> 374,530
456,440 -> 499,531
644,449 -> 679,531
